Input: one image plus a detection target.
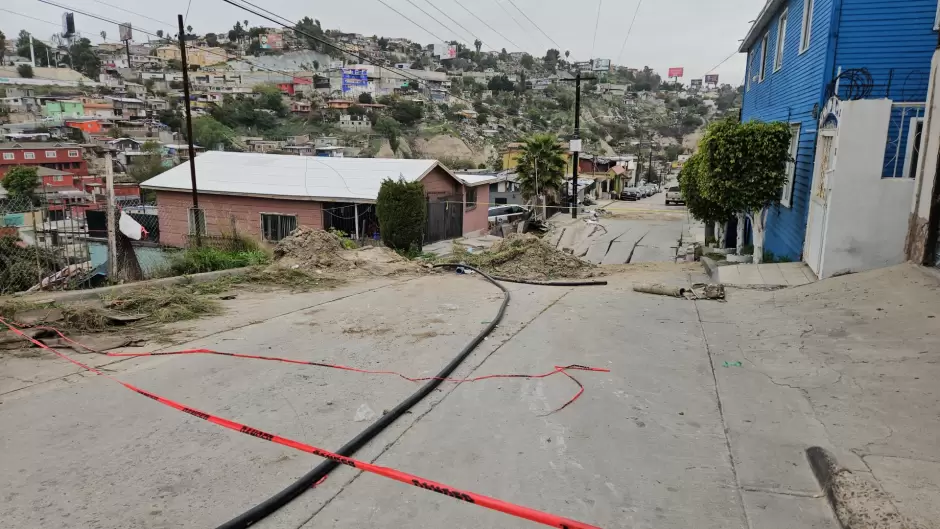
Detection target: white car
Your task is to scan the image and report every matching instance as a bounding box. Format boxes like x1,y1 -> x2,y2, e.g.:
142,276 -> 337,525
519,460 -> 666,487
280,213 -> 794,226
488,205 -> 528,223
665,186 -> 684,206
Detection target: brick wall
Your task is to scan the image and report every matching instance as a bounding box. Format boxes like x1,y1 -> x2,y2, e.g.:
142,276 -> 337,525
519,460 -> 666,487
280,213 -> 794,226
155,191 -> 323,247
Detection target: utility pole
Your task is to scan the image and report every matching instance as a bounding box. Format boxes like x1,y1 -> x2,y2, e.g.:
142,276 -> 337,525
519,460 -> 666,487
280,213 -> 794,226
177,14 -> 201,245
29,35 -> 36,67
125,39 -> 132,70
571,70 -> 582,218
105,150 -> 117,279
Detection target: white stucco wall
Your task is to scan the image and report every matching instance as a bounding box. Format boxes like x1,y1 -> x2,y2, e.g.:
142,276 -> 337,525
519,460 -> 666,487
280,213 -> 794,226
820,99 -> 915,277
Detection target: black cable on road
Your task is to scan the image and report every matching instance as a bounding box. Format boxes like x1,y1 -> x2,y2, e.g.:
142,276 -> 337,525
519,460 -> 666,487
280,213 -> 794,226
217,265 -> 605,528
491,276 -> 608,286
216,264 -> 510,528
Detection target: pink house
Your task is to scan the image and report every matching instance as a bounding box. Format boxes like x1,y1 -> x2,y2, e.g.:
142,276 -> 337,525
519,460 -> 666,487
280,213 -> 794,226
140,152 -> 490,246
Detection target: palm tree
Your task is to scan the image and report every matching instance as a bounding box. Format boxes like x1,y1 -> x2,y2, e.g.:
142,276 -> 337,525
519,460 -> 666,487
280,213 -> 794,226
186,25 -> 193,34
156,29 -> 163,39
474,39 -> 482,54
515,134 -> 567,202
100,31 -> 106,42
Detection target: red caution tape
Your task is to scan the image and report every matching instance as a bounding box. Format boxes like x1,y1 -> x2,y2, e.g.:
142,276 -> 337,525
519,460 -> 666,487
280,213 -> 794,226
1,319 -> 603,529
25,324 -> 607,414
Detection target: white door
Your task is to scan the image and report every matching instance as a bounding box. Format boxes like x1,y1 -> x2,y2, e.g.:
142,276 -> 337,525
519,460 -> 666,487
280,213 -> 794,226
804,129 -> 837,275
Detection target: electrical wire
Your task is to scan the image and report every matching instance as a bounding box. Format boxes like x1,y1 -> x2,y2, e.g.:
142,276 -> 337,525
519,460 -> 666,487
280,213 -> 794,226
505,0 -> 563,51
616,0 -> 643,64
492,0 -> 540,47
220,0 -> 483,108
451,0 -> 525,51
702,49 -> 739,77
401,0 -> 474,45
373,0 -> 450,43
422,0 -> 488,49
91,0 -> 177,28
590,0 -> 603,61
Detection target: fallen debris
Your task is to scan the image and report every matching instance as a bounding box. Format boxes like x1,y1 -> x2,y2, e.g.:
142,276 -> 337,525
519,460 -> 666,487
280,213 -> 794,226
634,282 -> 686,297
447,234 -> 599,280
633,282 -> 726,301
273,227 -> 421,276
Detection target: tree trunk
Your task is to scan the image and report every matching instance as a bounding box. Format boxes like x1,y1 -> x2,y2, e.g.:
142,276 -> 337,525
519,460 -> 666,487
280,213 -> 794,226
704,221 -> 715,244
736,212 -> 746,255
718,222 -> 728,248
752,208 -> 766,264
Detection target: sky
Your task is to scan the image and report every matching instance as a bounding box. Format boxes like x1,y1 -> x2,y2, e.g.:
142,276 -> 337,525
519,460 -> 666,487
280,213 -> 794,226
2,0 -> 762,84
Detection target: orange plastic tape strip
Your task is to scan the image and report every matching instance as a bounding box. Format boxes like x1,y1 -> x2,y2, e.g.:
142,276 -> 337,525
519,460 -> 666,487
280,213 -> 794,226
0,319 -> 602,529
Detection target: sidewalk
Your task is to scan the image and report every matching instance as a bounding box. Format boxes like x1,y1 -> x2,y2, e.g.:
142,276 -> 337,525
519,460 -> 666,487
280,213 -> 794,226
697,264 -> 940,529
712,262 -> 817,287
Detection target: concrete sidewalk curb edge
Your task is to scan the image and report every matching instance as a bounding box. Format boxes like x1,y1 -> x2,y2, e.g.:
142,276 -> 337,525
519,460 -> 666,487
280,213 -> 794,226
806,446 -> 841,524
701,256 -> 719,280
4,267 -> 255,305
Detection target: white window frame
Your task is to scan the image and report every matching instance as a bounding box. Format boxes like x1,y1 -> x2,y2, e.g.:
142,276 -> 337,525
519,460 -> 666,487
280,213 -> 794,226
935,0 -> 940,30
782,123 -> 801,207
746,51 -> 754,91
23,151 -> 35,160
45,150 -> 57,158
2,152 -> 14,160
68,150 -> 79,158
775,9 -> 789,72
188,207 -> 207,237
800,0 -> 815,53
759,33 -> 770,82
53,175 -> 64,182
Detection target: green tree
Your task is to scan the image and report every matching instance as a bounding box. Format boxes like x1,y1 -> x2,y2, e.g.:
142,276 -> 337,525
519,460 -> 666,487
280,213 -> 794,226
520,53 -> 534,70
376,178 -> 426,251
679,152 -> 734,244
67,38 -> 101,79
487,75 -> 514,93
390,100 -> 423,126
191,116 -> 235,150
252,83 -> 287,115
294,17 -> 325,51
358,92 -> 373,104
375,116 -> 401,151
205,33 -> 219,47
347,104 -> 367,117
474,39 -> 482,54
543,48 -> 560,71
156,30 -> 164,39
378,37 -> 389,50
515,134 -> 567,201
228,22 -> 246,42
499,48 -> 508,61
0,31 -> 6,64
129,142 -> 167,183
16,64 -> 34,78
16,31 -> 50,67
696,119 -> 791,261
1,166 -> 38,200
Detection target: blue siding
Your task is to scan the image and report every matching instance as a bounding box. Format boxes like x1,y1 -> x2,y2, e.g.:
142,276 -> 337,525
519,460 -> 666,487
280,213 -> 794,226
741,0 -> 836,260
833,0 -> 937,178
739,0 -> 938,259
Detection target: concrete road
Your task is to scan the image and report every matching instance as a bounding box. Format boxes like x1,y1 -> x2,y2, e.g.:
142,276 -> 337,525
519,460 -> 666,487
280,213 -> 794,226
584,192 -> 689,265
29,261 -> 940,528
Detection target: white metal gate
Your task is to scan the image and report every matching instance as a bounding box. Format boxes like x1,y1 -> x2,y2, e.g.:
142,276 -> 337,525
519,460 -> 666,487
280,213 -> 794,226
805,129 -> 837,276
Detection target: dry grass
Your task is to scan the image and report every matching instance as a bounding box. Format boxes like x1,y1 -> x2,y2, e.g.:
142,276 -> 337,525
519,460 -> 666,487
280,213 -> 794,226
103,286 -> 223,323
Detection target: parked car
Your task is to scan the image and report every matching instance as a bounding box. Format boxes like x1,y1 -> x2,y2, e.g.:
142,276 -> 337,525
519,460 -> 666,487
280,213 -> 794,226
665,186 -> 684,206
639,185 -> 652,198
488,205 -> 528,223
620,187 -> 641,201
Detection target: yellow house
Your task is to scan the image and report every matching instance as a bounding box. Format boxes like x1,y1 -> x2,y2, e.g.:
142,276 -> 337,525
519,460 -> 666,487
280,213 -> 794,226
501,142 -> 574,174
155,46 -> 229,67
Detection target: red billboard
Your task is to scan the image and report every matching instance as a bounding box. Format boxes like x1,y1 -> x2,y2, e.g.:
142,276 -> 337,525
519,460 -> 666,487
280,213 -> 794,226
668,67 -> 684,78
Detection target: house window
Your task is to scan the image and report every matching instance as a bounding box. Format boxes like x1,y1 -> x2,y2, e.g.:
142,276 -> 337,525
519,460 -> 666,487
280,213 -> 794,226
800,0 -> 815,53
465,187 -> 477,210
188,207 -> 207,236
759,33 -> 769,82
489,183 -> 498,192
53,175 -> 64,182
45,151 -> 57,158
24,152 -> 35,160
68,150 -> 79,158
782,123 -> 801,207
2,152 -> 13,160
261,213 -> 297,241
775,9 -> 788,72
746,51 -> 754,91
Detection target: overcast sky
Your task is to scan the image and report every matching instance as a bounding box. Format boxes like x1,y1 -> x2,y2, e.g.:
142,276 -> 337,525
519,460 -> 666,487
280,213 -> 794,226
3,0 -> 761,83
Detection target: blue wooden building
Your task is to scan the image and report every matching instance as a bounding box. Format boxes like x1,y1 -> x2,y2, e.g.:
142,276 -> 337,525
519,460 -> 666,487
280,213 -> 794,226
739,0 -> 939,262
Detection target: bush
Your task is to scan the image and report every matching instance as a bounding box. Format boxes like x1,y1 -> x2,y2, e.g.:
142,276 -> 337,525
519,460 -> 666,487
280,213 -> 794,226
17,64 -> 34,78
376,178 -> 426,251
166,246 -> 270,276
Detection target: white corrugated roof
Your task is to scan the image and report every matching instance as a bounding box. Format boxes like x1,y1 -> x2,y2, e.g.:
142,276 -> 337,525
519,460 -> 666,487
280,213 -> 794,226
140,151 -> 449,203
454,172 -> 500,187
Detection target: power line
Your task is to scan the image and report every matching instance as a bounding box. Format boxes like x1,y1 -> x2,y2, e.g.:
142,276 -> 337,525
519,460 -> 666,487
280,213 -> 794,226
401,0 -> 474,45
505,0 -> 563,51
703,49 -> 739,75
91,0 -> 176,28
451,0 -> 524,51
492,0 -> 539,48
422,0 -> 487,49
616,0 -> 643,64
220,0 -> 482,107
39,0 -> 310,82
373,0 -> 450,43
590,0 -> 603,60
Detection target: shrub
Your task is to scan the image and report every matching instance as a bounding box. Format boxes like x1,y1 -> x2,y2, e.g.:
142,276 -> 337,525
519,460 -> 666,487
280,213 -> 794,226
376,177 -> 426,251
166,247 -> 269,276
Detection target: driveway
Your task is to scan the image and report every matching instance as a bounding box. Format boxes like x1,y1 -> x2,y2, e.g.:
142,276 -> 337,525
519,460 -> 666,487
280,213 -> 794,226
584,192 -> 690,264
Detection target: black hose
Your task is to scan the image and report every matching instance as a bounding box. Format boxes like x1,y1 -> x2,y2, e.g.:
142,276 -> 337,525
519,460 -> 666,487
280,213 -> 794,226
216,264 -> 509,529
490,276 -> 608,286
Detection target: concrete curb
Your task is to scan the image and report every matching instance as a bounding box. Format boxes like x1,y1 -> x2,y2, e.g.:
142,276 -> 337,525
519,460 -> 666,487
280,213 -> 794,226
701,256 -> 719,280
806,446 -> 841,517
4,267 -> 255,305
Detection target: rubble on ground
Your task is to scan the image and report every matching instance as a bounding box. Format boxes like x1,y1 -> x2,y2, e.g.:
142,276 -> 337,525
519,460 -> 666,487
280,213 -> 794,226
273,227 -> 421,276
451,233 -> 598,280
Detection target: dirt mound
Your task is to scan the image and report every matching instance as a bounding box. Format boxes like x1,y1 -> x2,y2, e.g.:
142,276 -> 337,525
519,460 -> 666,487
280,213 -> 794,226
455,234 -> 598,280
273,227 -> 421,276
